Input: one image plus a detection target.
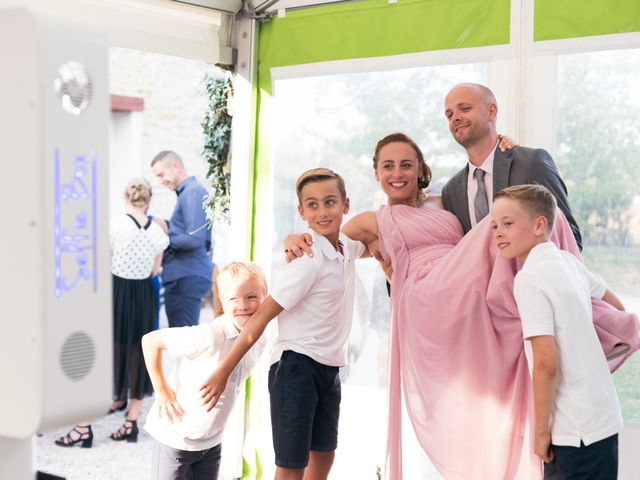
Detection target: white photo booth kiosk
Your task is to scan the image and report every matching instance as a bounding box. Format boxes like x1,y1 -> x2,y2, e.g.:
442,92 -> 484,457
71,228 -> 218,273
0,6 -> 111,479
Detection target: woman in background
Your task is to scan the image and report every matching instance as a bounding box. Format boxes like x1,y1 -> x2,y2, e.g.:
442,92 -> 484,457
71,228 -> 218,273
55,178 -> 168,447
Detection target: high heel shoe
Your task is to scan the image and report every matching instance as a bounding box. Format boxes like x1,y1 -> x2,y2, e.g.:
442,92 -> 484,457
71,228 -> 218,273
55,425 -> 93,448
110,419 -> 138,443
107,399 -> 128,415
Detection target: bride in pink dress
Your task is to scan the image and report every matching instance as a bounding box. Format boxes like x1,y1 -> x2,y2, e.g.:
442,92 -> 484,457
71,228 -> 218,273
341,133 -> 640,479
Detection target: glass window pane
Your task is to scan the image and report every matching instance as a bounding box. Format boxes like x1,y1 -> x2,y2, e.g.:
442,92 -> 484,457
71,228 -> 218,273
557,49 -> 640,423
271,62 -> 487,478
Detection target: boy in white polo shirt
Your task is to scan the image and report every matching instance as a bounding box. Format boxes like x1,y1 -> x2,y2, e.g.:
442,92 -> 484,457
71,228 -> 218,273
491,184 -> 626,479
141,262 -> 268,480
199,167 -> 365,480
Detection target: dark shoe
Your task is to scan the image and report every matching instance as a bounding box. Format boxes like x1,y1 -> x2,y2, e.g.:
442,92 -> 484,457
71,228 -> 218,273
107,400 -> 128,415
110,419 -> 138,443
607,342 -> 631,361
54,425 -> 93,448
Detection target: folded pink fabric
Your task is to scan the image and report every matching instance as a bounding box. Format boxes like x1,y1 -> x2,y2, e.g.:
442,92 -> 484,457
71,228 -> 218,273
377,205 -> 639,480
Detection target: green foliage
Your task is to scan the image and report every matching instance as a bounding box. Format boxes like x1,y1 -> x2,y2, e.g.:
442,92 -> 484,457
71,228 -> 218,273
202,73 -> 233,223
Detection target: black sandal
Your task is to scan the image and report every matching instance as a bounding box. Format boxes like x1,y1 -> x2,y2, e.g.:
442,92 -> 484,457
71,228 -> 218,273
110,419 -> 138,443
54,425 -> 93,448
107,399 -> 128,415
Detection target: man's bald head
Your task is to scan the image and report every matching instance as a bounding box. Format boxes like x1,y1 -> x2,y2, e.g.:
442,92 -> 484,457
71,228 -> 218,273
444,83 -> 499,151
448,83 -> 497,107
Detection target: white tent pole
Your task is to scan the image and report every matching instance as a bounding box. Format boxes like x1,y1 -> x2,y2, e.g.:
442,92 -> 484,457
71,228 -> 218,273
229,15 -> 260,260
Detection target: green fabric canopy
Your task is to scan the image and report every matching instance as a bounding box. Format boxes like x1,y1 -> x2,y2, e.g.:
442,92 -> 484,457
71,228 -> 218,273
251,0 -> 510,258
535,0 -> 640,41
258,0 -> 510,94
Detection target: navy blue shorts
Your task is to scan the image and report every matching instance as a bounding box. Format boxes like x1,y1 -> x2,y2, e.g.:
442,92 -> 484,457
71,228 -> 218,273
268,350 -> 341,469
544,434 -> 618,480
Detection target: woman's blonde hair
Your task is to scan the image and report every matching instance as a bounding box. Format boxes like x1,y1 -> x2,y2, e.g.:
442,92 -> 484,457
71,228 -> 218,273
124,178 -> 152,207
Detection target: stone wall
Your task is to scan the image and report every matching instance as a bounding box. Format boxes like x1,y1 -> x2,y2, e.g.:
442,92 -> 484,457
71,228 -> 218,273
109,47 -> 222,219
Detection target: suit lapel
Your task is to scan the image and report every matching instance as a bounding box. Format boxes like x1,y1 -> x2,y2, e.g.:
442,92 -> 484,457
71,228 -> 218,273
493,146 -> 513,194
455,165 -> 471,233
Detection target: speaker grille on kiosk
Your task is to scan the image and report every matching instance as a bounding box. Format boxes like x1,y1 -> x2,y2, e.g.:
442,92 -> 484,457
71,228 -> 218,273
60,332 -> 95,381
54,61 -> 92,115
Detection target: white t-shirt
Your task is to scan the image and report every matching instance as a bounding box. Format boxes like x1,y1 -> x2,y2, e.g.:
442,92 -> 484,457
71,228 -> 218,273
270,228 -> 365,367
144,314 -> 266,451
110,215 -> 168,279
514,242 -> 622,447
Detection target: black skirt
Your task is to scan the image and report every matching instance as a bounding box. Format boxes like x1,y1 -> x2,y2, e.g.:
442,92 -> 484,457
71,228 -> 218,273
112,274 -> 157,400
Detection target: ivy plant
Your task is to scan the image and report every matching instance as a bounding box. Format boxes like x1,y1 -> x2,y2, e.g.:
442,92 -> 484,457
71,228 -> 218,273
202,73 -> 233,224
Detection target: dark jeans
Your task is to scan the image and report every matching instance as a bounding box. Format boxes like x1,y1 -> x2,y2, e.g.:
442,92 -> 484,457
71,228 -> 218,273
163,275 -> 212,328
151,442 -> 221,480
544,434 -> 618,480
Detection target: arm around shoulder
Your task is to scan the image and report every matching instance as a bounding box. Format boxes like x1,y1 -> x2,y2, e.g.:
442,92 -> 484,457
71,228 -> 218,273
200,296 -> 284,412
342,211 -> 377,255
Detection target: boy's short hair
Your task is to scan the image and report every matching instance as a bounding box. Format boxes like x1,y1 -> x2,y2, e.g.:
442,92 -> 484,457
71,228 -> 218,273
494,184 -> 557,234
295,168 -> 347,204
217,262 -> 268,297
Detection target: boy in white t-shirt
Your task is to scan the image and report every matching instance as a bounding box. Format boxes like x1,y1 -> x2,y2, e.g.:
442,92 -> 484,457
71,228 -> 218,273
491,184 -> 626,479
199,168 -> 365,480
141,262 -> 268,480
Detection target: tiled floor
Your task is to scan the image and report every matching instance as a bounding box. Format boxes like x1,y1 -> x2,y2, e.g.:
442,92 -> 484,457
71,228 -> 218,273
36,307 -> 217,480
36,397 -> 155,480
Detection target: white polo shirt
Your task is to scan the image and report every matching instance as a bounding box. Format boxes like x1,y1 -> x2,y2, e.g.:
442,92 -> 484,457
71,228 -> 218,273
270,228 -> 365,367
144,314 -> 266,451
514,242 -> 622,447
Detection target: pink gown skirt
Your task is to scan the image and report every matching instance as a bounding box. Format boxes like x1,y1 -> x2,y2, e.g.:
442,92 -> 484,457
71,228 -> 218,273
377,205 -> 639,480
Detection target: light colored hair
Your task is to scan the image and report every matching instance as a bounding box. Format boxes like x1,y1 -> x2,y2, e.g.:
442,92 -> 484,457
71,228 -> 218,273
493,184 -> 557,234
372,132 -> 432,206
124,177 -> 152,207
295,168 -> 347,204
150,150 -> 184,167
217,261 -> 268,298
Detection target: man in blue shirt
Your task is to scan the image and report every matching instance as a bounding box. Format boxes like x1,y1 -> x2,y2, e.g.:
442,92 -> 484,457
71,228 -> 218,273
151,151 -> 213,327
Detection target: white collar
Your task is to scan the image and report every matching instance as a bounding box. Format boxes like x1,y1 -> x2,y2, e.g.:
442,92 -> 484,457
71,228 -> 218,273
306,228 -> 349,261
467,140 -> 499,175
523,241 -> 556,265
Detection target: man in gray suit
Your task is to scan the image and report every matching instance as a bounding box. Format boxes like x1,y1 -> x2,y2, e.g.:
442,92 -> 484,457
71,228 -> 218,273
441,83 -> 582,250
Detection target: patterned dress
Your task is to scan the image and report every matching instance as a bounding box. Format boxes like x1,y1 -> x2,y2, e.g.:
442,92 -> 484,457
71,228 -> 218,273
110,214 -> 168,401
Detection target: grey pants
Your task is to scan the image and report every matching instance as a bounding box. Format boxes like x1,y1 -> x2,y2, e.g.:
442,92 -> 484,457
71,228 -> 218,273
151,441 -> 222,480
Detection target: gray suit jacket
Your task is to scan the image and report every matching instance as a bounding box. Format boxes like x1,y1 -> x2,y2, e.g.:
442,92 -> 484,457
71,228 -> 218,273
441,145 -> 582,250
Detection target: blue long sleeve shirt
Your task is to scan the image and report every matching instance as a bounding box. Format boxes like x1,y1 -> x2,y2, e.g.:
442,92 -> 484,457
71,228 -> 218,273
162,176 -> 213,283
